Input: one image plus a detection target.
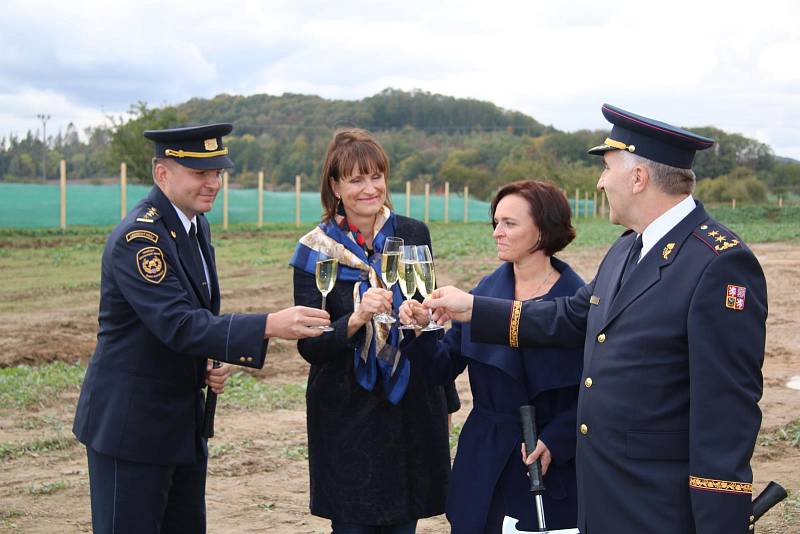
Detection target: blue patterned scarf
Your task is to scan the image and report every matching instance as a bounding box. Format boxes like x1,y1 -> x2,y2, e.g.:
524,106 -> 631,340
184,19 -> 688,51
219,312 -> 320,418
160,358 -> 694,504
290,207 -> 410,404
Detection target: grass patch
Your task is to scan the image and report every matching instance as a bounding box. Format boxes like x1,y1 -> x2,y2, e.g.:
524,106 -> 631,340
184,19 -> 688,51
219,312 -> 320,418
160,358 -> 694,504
782,490 -> 800,525
28,480 -> 69,495
0,362 -> 85,409
218,373 -> 306,410
282,444 -> 308,461
208,438 -> 255,459
760,418 -> 800,448
449,421 -> 463,452
0,435 -> 77,461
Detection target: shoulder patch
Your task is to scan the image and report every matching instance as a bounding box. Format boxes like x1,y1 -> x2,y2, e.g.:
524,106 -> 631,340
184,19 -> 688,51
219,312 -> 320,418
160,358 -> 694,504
135,205 -> 161,224
692,222 -> 741,255
136,246 -> 167,283
126,230 -> 159,244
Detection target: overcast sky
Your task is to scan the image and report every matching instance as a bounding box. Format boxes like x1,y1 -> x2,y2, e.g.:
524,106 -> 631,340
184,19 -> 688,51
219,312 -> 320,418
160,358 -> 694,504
2,0 -> 798,158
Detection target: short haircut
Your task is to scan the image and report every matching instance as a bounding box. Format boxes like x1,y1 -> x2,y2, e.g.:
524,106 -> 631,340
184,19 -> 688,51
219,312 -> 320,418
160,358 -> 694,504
623,151 -> 696,195
320,128 -> 392,221
490,180 -> 576,256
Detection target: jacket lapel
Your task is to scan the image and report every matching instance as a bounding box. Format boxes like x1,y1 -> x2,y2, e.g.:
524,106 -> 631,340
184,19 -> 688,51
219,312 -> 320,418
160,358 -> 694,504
196,214 -> 220,313
601,202 -> 709,330
148,187 -> 212,309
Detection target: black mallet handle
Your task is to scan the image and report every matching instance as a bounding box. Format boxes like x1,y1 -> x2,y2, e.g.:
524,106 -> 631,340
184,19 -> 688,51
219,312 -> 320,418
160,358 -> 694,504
752,481 -> 787,524
201,360 -> 221,438
520,405 -> 545,493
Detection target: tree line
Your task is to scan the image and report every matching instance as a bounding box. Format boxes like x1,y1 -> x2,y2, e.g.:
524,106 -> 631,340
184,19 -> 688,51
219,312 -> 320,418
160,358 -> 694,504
2,88 -> 799,202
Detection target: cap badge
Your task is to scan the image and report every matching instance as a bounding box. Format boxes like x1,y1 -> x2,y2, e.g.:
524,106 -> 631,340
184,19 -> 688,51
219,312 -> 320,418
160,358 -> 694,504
204,138 -> 218,151
725,284 -> 746,311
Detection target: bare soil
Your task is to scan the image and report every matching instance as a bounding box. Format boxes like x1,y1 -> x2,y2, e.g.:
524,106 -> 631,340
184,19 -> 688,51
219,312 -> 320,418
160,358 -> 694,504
1,243 -> 798,532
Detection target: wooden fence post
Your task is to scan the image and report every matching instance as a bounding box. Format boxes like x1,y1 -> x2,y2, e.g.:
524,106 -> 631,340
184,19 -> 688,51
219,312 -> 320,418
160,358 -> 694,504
444,182 -> 450,223
778,196 -> 783,207
464,186 -> 469,223
60,160 -> 67,230
223,172 -> 229,230
424,183 -> 430,224
593,191 -> 598,218
295,175 -> 301,228
257,170 -> 264,227
405,181 -> 411,217
584,190 -> 589,218
120,162 -> 127,220
601,193 -> 607,219
574,189 -> 580,219
732,198 -> 736,209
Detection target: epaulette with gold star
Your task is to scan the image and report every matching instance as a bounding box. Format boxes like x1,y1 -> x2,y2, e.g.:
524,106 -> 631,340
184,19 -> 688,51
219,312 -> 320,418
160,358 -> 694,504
692,222 -> 741,254
135,205 -> 162,224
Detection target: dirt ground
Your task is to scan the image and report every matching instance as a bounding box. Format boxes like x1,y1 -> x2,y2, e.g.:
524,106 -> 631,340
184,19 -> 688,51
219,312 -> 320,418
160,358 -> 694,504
1,242 -> 798,533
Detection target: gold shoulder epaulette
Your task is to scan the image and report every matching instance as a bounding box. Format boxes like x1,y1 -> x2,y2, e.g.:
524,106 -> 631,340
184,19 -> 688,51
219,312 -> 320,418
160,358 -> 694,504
135,205 -> 161,224
692,223 -> 740,254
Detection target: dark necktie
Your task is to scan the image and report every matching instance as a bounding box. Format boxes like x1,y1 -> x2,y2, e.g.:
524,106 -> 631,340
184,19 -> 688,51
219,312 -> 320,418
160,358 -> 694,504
620,234 -> 643,288
189,222 -> 210,298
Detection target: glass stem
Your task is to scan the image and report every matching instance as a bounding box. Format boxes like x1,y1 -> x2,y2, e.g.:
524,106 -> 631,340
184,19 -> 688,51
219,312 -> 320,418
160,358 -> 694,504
321,293 -> 327,312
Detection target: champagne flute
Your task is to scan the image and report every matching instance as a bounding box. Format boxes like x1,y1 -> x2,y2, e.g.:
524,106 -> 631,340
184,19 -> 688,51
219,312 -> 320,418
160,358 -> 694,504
375,236 -> 403,324
315,244 -> 338,332
397,245 -> 419,330
414,245 -> 444,332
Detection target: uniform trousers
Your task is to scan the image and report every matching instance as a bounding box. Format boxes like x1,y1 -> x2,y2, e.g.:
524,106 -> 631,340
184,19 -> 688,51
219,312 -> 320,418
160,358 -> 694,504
87,446 -> 207,534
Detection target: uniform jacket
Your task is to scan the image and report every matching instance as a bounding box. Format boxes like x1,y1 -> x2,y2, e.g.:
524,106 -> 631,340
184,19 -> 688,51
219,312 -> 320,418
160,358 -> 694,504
471,202 -> 767,534
293,215 -> 453,525
73,186 -> 269,466
405,258 -> 583,533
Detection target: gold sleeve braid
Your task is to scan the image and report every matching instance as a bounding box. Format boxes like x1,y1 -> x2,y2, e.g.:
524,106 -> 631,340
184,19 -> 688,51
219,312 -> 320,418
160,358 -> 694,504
509,300 -> 522,348
689,476 -> 752,495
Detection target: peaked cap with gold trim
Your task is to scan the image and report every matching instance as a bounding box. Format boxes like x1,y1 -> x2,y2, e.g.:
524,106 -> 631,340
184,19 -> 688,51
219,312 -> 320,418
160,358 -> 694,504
144,123 -> 234,170
588,104 -> 714,169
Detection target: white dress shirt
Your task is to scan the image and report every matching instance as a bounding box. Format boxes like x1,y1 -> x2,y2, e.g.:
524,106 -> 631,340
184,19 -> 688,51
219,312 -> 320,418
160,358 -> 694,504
635,195 -> 697,263
171,203 -> 211,293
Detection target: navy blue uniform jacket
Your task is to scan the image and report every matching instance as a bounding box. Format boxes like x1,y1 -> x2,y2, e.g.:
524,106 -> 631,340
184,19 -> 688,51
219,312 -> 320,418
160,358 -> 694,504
73,186 -> 269,466
471,203 -> 767,534
406,258 -> 583,533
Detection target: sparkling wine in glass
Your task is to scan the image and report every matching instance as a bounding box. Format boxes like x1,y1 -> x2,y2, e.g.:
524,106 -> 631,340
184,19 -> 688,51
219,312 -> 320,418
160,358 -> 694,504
375,236 -> 403,324
397,245 -> 419,330
414,245 -> 443,332
315,245 -> 338,332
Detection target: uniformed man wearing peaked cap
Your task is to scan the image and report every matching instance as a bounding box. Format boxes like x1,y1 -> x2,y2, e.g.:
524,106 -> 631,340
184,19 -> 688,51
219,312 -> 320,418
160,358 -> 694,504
424,104 -> 767,534
73,123 -> 331,534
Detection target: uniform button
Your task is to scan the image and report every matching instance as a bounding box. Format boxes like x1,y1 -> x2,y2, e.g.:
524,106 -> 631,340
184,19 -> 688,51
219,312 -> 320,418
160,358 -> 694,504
584,377 -> 593,388
239,356 -> 246,362
749,516 -> 754,523
597,333 -> 606,343
247,356 -> 253,362
580,424 -> 588,435
748,525 -> 754,531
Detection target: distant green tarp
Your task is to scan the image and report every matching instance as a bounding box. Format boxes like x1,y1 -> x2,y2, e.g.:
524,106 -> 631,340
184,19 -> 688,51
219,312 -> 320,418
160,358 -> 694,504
0,183 -> 508,228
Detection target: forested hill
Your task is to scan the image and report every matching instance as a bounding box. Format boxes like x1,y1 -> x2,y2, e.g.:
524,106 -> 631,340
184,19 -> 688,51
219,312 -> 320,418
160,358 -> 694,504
2,89 -> 798,202
175,88 -> 552,136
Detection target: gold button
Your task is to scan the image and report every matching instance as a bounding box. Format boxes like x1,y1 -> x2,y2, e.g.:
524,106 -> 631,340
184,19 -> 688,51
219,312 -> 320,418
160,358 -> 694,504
700,224 -> 708,230
584,377 -> 593,388
748,525 -> 754,531
580,424 -> 588,435
749,516 -> 754,523
247,356 -> 253,362
597,333 -> 606,343
239,356 -> 246,362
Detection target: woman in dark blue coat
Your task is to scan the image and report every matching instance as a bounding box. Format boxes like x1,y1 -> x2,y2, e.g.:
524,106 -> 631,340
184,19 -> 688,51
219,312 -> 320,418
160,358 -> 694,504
400,180 -> 583,534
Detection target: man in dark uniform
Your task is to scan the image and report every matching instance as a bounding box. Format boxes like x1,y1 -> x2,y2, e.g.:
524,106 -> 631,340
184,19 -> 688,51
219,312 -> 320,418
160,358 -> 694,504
425,105 -> 767,534
73,123 -> 330,534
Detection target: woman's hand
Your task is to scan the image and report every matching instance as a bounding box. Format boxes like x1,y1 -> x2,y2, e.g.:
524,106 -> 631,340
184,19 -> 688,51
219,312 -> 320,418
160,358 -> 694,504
399,299 -> 428,327
521,439 -> 552,476
348,288 -> 393,332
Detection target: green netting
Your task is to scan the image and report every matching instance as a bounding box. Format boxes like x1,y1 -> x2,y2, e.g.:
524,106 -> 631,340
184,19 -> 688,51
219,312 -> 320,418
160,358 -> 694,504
0,183 -> 502,228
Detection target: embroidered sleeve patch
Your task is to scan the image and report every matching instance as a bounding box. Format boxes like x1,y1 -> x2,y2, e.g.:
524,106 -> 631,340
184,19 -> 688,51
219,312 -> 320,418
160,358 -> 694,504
689,475 -> 752,495
125,230 -> 159,244
725,284 -> 746,311
136,247 -> 167,283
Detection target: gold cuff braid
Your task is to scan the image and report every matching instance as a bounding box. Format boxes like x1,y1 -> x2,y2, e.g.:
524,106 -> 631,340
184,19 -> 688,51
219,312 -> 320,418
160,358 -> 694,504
689,476 -> 752,495
509,300 -> 522,348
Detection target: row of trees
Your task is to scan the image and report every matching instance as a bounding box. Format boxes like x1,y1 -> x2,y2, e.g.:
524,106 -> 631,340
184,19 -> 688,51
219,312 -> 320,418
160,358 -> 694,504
2,89 -> 799,202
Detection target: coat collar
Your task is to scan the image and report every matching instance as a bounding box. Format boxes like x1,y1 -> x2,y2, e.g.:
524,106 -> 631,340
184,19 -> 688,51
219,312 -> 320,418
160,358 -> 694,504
460,257 -> 584,397
601,201 -> 709,329
146,186 -> 213,309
